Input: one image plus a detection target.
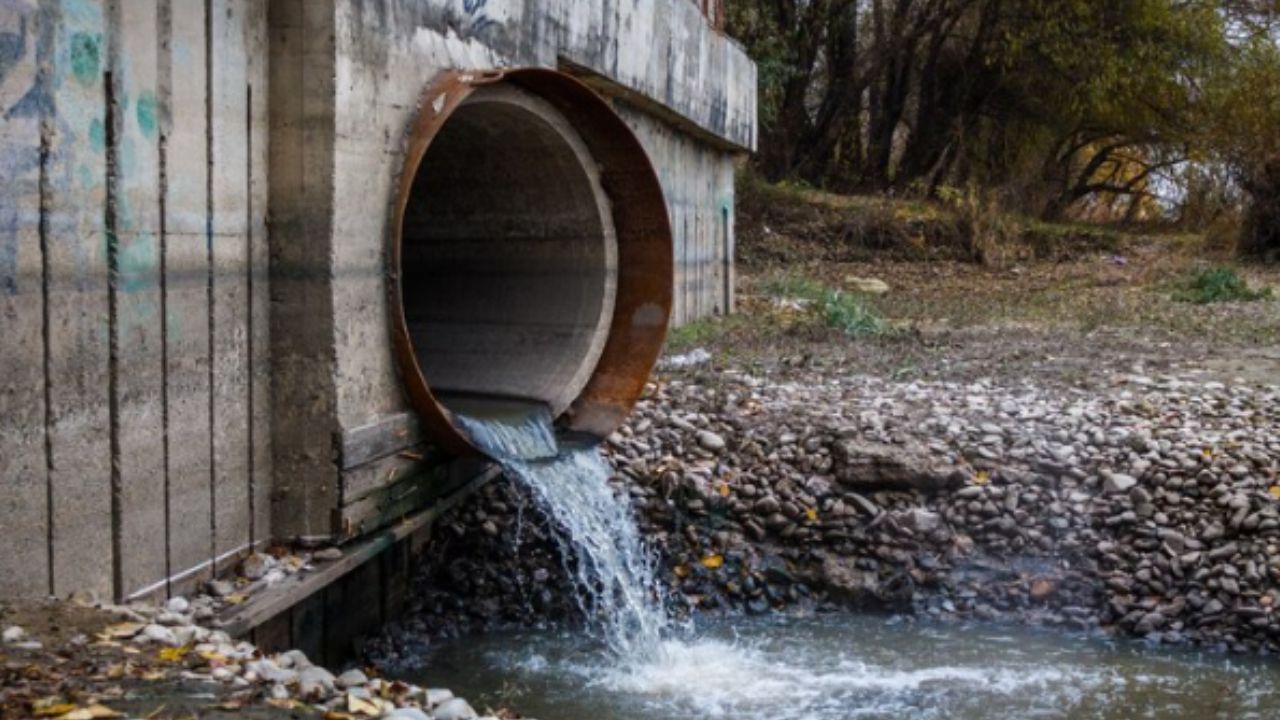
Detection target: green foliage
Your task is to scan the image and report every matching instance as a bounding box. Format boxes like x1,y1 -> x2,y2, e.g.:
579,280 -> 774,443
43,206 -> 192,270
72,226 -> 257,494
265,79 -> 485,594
1173,267 -> 1274,304
764,276 -> 890,336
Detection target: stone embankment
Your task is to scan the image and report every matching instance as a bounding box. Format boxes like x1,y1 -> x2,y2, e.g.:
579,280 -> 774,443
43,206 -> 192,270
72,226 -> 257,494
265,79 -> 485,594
373,363 -> 1280,658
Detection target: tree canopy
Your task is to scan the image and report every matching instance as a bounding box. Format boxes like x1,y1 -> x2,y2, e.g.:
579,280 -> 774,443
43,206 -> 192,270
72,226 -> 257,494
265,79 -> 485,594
727,0 -> 1280,255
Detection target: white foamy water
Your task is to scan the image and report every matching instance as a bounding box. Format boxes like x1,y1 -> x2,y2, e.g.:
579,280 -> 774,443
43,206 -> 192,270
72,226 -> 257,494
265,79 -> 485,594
452,401 -> 669,660
411,615 -> 1280,720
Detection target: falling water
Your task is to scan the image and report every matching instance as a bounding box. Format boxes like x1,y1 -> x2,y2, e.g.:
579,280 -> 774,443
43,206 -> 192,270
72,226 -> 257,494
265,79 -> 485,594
452,400 -> 669,660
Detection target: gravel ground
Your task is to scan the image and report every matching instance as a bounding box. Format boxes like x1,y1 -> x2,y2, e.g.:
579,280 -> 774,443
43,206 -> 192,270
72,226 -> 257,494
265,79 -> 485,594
370,351 -> 1280,659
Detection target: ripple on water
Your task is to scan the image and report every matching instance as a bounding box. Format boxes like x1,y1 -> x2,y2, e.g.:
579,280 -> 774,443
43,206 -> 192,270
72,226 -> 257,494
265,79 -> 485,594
411,615 -> 1280,720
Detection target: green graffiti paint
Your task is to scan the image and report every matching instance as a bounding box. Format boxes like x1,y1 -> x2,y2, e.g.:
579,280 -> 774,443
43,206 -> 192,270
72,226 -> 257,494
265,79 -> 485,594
136,91 -> 158,138
119,233 -> 157,294
89,118 -> 105,152
69,32 -> 100,87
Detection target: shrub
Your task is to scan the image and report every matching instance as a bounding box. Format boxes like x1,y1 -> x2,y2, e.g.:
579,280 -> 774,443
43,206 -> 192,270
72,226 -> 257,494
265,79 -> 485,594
1173,267 -> 1273,304
764,275 -> 889,336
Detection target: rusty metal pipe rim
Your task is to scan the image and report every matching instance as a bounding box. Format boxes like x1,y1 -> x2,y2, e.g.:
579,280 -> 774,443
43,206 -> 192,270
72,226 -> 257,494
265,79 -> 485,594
388,68 -> 673,458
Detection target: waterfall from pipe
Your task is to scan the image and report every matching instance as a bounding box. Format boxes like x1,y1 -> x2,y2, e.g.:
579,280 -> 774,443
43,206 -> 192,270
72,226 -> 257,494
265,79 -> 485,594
452,401 -> 668,661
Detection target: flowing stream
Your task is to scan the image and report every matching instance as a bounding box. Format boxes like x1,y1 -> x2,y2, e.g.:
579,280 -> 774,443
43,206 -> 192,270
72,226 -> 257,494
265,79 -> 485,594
450,399 -> 670,661
433,400 -> 1280,719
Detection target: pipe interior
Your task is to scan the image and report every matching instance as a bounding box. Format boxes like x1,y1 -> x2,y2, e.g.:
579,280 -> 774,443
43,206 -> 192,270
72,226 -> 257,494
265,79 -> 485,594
400,85 -> 618,419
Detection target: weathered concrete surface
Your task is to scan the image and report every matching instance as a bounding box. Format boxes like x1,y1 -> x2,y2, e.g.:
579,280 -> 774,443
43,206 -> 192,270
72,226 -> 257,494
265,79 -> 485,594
269,0 -> 755,540
0,0 -> 271,600
1,0 -> 754,593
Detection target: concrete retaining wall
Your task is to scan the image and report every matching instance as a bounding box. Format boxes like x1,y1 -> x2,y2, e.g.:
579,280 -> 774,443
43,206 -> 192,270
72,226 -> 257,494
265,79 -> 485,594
0,0 -> 271,601
0,0 -> 755,599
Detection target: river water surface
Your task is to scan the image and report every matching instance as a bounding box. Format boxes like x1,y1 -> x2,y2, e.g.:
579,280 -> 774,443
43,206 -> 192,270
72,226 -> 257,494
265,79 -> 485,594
409,614 -> 1280,720
436,400 -> 1280,719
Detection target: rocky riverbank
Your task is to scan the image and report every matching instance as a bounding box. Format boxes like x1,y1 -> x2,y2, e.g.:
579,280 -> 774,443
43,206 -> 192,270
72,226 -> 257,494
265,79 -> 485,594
370,360 -> 1280,661
0,595 -> 487,719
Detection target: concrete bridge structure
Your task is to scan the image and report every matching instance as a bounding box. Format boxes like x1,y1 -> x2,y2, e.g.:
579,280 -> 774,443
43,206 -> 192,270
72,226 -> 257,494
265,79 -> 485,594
0,0 -> 755,628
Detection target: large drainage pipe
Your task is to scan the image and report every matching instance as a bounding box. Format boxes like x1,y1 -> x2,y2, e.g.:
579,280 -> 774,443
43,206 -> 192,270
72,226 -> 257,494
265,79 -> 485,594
388,68 -> 673,456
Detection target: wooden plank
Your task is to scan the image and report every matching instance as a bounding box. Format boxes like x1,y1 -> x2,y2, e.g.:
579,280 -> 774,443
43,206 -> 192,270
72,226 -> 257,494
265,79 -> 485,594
244,0 -> 271,548
338,412 -> 426,470
219,464 -> 499,639
112,0 -> 167,599
0,0 -> 51,598
163,0 -> 214,590
46,0 -> 114,598
323,558 -> 381,664
209,0 -> 251,569
340,446 -> 434,507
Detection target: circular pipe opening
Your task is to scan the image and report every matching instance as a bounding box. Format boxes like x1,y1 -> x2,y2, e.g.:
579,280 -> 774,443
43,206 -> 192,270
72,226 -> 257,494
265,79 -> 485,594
401,85 -> 618,417
389,69 -> 673,456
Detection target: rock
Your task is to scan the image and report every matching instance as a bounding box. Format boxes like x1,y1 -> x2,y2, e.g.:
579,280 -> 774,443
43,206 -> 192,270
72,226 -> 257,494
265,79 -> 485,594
298,665 -> 337,697
275,649 -> 312,670
143,624 -> 180,647
1102,473 -> 1138,494
844,276 -> 891,295
425,688 -> 456,707
314,547 -> 344,561
166,597 -> 190,614
336,668 -> 368,689
241,553 -> 270,581
433,697 -> 479,720
206,579 -> 235,597
833,440 -> 966,491
696,430 -> 726,452
818,555 -> 881,606
247,659 -> 299,685
899,508 -> 942,534
269,684 -> 291,701
2,626 -> 26,643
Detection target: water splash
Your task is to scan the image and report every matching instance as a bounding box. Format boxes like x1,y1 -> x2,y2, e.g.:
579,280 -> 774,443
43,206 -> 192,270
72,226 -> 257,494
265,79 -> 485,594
452,400 -> 668,660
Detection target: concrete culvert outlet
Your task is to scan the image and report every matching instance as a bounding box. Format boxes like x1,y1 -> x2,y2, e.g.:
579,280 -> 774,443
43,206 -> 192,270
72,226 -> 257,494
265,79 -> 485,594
388,69 -> 673,457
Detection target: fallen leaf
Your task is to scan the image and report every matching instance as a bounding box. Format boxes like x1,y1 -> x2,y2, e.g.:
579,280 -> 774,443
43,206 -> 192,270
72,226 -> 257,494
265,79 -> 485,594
32,698 -> 75,717
1268,486 -> 1280,499
973,471 -> 990,485
716,482 -> 730,497
98,623 -> 144,641
265,699 -> 298,710
347,693 -> 382,716
56,707 -> 120,720
804,508 -> 818,522
224,593 -> 248,605
672,564 -> 690,578
700,554 -> 724,569
157,643 -> 192,663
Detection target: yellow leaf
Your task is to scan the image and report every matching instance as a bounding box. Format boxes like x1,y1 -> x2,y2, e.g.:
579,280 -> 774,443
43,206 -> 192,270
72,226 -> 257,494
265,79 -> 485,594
157,643 -> 192,663
700,554 -> 724,569
1202,448 -> 1214,458
32,698 -> 76,717
224,593 -> 248,605
716,483 -> 730,498
1269,486 -> 1280,499
804,508 -> 818,522
973,471 -> 990,486
673,564 -> 690,578
56,708 -> 119,720
266,699 -> 298,710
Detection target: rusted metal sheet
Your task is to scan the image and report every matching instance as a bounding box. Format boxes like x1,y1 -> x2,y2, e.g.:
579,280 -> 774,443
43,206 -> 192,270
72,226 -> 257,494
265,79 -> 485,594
387,68 -> 672,457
